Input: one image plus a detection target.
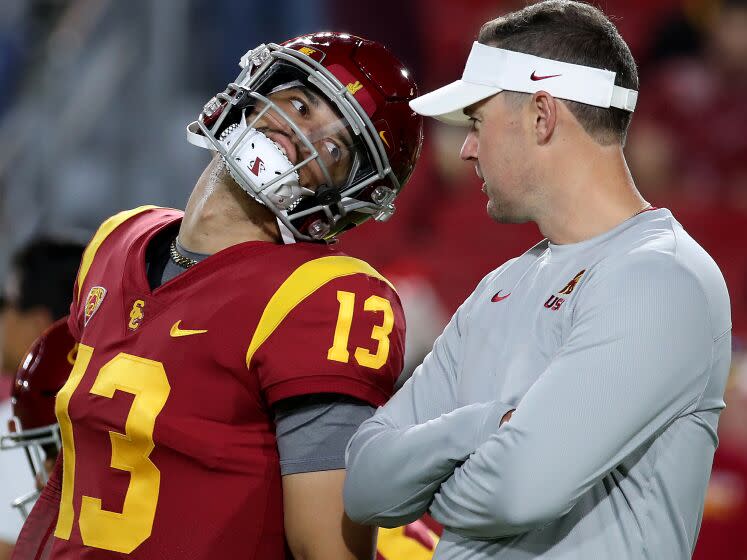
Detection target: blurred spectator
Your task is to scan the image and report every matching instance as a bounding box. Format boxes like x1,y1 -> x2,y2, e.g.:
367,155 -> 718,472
627,0 -> 747,208
0,238 -> 83,556
0,239 -> 83,373
382,260 -> 450,384
644,0 -> 716,65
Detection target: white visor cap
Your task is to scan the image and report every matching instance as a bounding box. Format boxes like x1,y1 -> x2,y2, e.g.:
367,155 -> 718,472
410,42 -> 638,125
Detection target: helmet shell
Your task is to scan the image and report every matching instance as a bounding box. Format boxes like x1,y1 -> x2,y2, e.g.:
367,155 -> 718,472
282,32 -> 423,197
12,317 -> 76,431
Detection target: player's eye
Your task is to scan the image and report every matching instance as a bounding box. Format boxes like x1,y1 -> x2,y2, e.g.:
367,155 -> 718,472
290,98 -> 308,117
323,139 -> 342,163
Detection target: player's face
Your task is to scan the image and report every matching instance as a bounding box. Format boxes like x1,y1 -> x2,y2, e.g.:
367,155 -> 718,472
0,305 -> 44,373
247,87 -> 357,190
461,93 -> 538,223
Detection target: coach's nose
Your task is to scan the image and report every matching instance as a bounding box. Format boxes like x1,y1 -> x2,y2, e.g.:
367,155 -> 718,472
460,129 -> 478,161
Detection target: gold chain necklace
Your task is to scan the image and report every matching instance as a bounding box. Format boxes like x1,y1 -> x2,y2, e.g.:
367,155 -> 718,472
169,239 -> 198,269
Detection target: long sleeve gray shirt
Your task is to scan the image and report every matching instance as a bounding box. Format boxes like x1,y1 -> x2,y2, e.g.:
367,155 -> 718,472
344,209 -> 731,559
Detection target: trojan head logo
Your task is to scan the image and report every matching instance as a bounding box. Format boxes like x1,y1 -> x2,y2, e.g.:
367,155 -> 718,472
84,286 -> 107,326
544,269 -> 586,312
346,81 -> 364,95
558,269 -> 586,295
128,299 -> 146,331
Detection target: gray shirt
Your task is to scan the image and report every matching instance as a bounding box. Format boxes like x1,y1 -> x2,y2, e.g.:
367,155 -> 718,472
344,209 -> 731,559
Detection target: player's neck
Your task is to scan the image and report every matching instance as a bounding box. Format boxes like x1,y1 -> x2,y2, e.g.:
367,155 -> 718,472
536,144 -> 648,245
179,157 -> 281,254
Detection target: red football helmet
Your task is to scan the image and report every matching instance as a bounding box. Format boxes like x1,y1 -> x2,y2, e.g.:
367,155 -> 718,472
0,317 -> 76,518
186,32 -> 423,242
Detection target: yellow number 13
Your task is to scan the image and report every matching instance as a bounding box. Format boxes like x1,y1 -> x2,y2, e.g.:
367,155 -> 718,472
54,346 -> 170,553
327,291 -> 394,369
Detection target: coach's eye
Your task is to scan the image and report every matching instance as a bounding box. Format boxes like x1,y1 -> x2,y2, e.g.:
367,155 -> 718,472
290,98 -> 308,117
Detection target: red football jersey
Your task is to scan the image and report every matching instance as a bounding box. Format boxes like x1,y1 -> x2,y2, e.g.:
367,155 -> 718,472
46,207 -> 405,559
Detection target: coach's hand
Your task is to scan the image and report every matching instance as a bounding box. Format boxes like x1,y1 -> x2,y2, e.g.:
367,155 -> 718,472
500,409 -> 515,426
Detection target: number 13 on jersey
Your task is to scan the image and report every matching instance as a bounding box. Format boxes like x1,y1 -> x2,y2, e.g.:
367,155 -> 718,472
328,290 -> 394,369
54,345 -> 171,553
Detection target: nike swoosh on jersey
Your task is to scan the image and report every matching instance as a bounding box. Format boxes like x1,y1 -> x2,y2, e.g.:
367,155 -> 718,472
491,290 -> 511,302
170,321 -> 208,337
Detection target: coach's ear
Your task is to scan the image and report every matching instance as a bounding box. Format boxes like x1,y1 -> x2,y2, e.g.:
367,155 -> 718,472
532,90 -> 557,146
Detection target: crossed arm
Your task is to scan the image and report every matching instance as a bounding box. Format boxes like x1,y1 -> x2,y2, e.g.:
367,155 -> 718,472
344,260 -> 717,538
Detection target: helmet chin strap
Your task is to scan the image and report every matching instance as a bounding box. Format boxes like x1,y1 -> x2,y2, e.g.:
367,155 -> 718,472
276,218 -> 297,244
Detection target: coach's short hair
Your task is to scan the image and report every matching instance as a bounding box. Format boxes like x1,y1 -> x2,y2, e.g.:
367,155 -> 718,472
479,0 -> 639,145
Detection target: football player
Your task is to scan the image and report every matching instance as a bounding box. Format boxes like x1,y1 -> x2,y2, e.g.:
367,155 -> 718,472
1,319 -> 75,519
14,32 -> 422,559
3,320 -> 437,560
0,319 -> 75,560
0,239 -> 83,558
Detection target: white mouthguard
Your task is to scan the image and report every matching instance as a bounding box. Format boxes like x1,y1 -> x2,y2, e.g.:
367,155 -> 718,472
219,118 -> 313,210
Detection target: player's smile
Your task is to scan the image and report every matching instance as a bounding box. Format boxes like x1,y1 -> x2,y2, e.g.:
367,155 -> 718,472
263,130 -> 298,166
248,92 -> 355,191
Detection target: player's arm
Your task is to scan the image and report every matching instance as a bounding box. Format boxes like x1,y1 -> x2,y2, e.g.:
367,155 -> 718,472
272,395 -> 376,560
279,400 -> 443,560
250,256 -> 468,529
428,255 -> 726,538
344,276 -> 514,528
284,469 -> 375,560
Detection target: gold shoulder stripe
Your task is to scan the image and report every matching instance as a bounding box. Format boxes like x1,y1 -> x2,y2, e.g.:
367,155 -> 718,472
246,256 -> 395,369
76,206 -> 158,299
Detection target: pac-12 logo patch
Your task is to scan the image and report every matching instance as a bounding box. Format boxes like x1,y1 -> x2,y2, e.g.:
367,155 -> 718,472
84,286 -> 107,326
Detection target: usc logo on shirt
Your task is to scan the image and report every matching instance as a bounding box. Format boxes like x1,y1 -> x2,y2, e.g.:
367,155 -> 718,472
544,269 -> 586,312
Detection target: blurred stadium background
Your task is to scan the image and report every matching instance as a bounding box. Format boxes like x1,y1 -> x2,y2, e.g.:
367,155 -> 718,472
0,0 -> 745,556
